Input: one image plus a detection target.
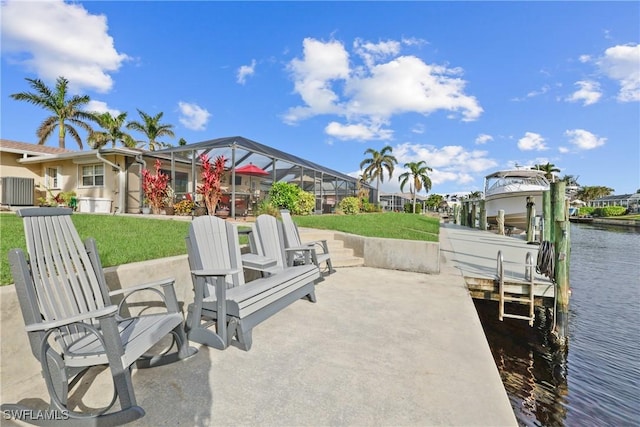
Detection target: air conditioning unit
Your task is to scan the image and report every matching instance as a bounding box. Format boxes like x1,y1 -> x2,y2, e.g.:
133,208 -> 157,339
1,177 -> 35,206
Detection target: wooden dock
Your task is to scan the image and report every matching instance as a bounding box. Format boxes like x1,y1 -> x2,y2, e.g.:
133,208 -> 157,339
440,222 -> 555,308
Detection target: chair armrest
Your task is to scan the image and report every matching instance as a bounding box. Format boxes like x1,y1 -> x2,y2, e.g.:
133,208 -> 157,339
285,246 -> 316,267
285,246 -> 315,253
191,268 -> 240,277
241,253 -> 277,271
25,305 -> 118,332
108,277 -> 175,297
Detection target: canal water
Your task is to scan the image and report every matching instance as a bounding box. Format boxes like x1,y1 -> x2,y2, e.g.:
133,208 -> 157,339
474,223 -> 640,426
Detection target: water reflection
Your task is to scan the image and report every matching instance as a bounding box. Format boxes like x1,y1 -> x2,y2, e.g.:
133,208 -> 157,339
474,301 -> 569,426
475,223 -> 640,426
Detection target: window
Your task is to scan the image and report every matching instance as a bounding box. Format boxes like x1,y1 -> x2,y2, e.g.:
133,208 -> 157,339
81,164 -> 104,187
45,167 -> 61,189
161,169 -> 188,194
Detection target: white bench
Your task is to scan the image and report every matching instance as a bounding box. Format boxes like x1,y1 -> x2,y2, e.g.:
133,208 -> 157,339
185,216 -> 320,351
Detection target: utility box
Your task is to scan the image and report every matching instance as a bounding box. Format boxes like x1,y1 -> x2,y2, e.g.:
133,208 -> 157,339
1,177 -> 34,206
77,197 -> 112,213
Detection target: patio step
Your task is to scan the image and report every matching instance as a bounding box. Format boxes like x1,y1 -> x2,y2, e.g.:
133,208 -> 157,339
297,228 -> 364,268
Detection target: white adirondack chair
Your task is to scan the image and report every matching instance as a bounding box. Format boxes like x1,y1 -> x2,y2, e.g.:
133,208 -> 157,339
185,215 -> 319,351
250,214 -> 316,274
279,210 -> 335,275
3,208 -> 196,426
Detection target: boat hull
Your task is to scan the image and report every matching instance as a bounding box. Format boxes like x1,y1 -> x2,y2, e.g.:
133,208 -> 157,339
485,191 -> 544,230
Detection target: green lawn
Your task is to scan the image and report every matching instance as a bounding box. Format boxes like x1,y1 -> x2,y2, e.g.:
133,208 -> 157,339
292,212 -> 440,241
0,211 -> 439,286
601,214 -> 640,220
0,213 -> 195,286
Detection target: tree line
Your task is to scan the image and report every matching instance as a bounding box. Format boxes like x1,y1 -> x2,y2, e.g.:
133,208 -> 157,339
10,76 -> 186,151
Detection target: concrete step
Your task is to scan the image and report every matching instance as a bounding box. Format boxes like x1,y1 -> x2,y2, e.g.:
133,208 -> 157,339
298,228 -> 364,268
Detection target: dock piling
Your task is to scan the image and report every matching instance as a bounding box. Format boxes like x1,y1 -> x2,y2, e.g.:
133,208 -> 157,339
551,181 -> 570,344
497,209 -> 505,235
479,200 -> 487,231
526,196 -> 536,243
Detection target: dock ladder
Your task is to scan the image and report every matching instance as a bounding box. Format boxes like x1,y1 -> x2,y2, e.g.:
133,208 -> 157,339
497,250 -> 535,326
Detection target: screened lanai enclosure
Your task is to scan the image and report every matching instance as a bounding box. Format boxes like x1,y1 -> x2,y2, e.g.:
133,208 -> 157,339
156,136 -> 371,218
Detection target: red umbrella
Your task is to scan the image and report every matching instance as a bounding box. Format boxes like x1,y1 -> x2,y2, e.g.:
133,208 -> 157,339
234,164 -> 269,214
235,163 -> 269,176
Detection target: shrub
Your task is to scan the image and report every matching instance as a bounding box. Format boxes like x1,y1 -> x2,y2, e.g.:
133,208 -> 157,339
361,201 -> 378,213
268,182 -> 299,211
197,154 -> 227,216
403,203 -> 423,214
578,206 -> 594,216
293,190 -> 315,215
142,159 -> 169,214
60,191 -> 76,206
338,196 -> 360,215
256,200 -> 280,217
266,182 -> 314,215
594,206 -> 627,217
173,199 -> 195,215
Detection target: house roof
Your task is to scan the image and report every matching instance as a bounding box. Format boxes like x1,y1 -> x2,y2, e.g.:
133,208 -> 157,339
593,193 -> 640,202
1,140 -> 190,166
157,135 -> 360,184
0,139 -> 76,156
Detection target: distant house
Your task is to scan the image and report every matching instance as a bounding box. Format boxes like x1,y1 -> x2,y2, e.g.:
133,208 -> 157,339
1,137 -> 366,216
590,193 -> 640,213
379,192 -> 428,212
0,139 -> 191,213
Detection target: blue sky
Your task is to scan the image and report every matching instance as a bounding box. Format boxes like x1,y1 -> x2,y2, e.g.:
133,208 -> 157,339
1,1 -> 639,196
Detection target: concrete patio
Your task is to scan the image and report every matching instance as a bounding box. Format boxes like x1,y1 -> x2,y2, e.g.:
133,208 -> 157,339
1,225 -> 517,426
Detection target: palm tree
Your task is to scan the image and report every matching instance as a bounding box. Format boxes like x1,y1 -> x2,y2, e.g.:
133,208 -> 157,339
560,174 -> 579,187
398,161 -> 433,213
360,146 -> 397,205
10,76 -> 95,149
576,185 -> 615,203
88,112 -> 136,149
533,162 -> 561,182
127,109 -> 175,151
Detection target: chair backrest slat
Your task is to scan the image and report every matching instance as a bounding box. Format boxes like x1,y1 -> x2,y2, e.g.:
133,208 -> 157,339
19,208 -> 107,346
188,216 -> 245,291
253,215 -> 286,271
280,210 -> 302,247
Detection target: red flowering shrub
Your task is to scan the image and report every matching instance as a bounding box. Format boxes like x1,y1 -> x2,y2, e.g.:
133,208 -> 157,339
197,154 -> 227,215
141,159 -> 169,214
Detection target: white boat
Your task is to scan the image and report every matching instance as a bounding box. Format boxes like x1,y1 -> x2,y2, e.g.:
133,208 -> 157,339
484,168 -> 550,230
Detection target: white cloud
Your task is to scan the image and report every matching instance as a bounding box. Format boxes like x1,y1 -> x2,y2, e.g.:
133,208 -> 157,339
518,132 -> 548,151
85,100 -> 120,116
237,60 -> 256,84
527,85 -> 550,98
393,142 -> 498,187
283,38 -> 350,123
178,102 -> 211,131
558,146 -> 570,154
353,38 -> 401,69
579,54 -> 591,63
345,56 -> 482,120
411,124 -> 425,134
475,134 -> 493,145
566,80 -> 602,106
0,0 -> 129,93
284,37 -> 482,140
597,43 -> 640,102
564,129 -> 606,150
325,121 -> 392,141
